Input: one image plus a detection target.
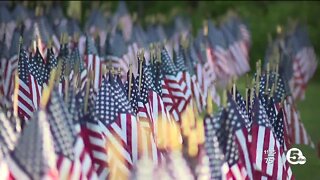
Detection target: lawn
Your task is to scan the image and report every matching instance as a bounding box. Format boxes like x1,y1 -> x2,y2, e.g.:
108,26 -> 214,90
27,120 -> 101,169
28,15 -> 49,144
292,82 -> 320,179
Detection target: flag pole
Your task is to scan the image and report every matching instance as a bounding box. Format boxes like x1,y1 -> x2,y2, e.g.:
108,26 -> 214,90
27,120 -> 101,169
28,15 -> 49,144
265,62 -> 270,94
64,34 -> 70,103
149,44 -> 154,64
138,49 -> 144,91
250,77 -> 256,110
222,89 -> 227,108
128,63 -> 133,100
117,67 -> 121,77
40,63 -> 59,109
232,76 -> 237,101
157,44 -> 161,63
84,70 -> 93,114
255,59 -> 261,97
13,36 -> 23,118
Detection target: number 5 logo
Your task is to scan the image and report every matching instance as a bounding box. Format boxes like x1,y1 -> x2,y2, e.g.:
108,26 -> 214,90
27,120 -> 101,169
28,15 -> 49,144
286,148 -> 306,165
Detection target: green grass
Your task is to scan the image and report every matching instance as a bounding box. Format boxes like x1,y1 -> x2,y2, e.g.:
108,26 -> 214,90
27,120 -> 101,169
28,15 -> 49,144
292,82 -> 320,179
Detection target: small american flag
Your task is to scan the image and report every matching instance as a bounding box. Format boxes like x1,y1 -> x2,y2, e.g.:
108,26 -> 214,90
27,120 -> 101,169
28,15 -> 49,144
250,95 -> 291,179
8,110 -> 59,179
161,47 -> 192,122
17,46 -> 34,120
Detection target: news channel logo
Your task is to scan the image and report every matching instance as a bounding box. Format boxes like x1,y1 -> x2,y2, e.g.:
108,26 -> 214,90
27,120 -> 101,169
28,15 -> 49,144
286,148 -> 306,165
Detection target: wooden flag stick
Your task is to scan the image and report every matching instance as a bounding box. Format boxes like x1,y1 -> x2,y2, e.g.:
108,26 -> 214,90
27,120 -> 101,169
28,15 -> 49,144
138,49 -> 144,91
47,37 -> 52,49
33,38 -> 37,53
255,59 -> 261,97
13,37 -> 23,117
203,20 -> 208,37
250,78 -> 256,110
84,70 -> 93,114
64,78 -> 69,103
117,67 -> 121,76
149,44 -> 154,64
265,62 -> 270,94
73,73 -> 80,93
222,90 -> 227,108
40,67 -> 58,108
232,76 -> 237,101
128,64 -> 133,100
157,44 -> 161,63
245,87 -> 249,112
13,72 -> 19,118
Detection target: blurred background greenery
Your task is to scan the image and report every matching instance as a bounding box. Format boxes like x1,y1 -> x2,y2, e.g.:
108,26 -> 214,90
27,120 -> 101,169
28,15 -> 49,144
80,1 -> 320,80
24,1 -> 319,80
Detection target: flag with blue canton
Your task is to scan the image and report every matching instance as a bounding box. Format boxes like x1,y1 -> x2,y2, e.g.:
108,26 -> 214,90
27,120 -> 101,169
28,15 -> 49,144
46,87 -> 76,159
204,111 -> 226,179
225,93 -> 253,179
151,61 -> 163,96
86,35 -> 98,55
214,102 -> 248,179
174,45 -> 188,72
183,45 -> 196,76
46,47 -> 58,74
29,48 -> 48,86
9,110 -> 58,180
274,108 -> 286,147
57,43 -> 69,82
250,95 -> 290,179
137,57 -> 155,104
233,88 -> 251,130
0,111 -> 18,158
17,46 -> 34,119
94,74 -> 133,125
161,47 -> 178,76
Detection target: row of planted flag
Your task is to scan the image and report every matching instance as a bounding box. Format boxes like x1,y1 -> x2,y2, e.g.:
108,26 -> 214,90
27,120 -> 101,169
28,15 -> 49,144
0,2 -> 317,180
264,22 -> 317,101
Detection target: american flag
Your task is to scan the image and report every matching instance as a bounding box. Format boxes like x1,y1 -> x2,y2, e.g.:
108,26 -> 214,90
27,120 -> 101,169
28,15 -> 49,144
1,42 -> 19,105
283,96 -> 314,148
0,110 -> 18,161
17,45 -> 34,120
70,41 -> 87,91
94,74 -> 138,179
250,95 -> 292,179
57,42 -> 69,96
7,110 -> 59,179
47,87 -> 99,179
207,21 -> 233,81
175,46 -> 206,112
85,36 -> 102,91
80,86 -> 109,179
287,24 -> 317,101
136,60 -> 163,163
161,47 -> 192,122
29,48 -> 48,110
221,23 -> 250,76
46,47 -> 58,77
46,88 -> 81,179
222,94 -> 253,180
204,111 -> 227,179
104,30 -> 130,79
